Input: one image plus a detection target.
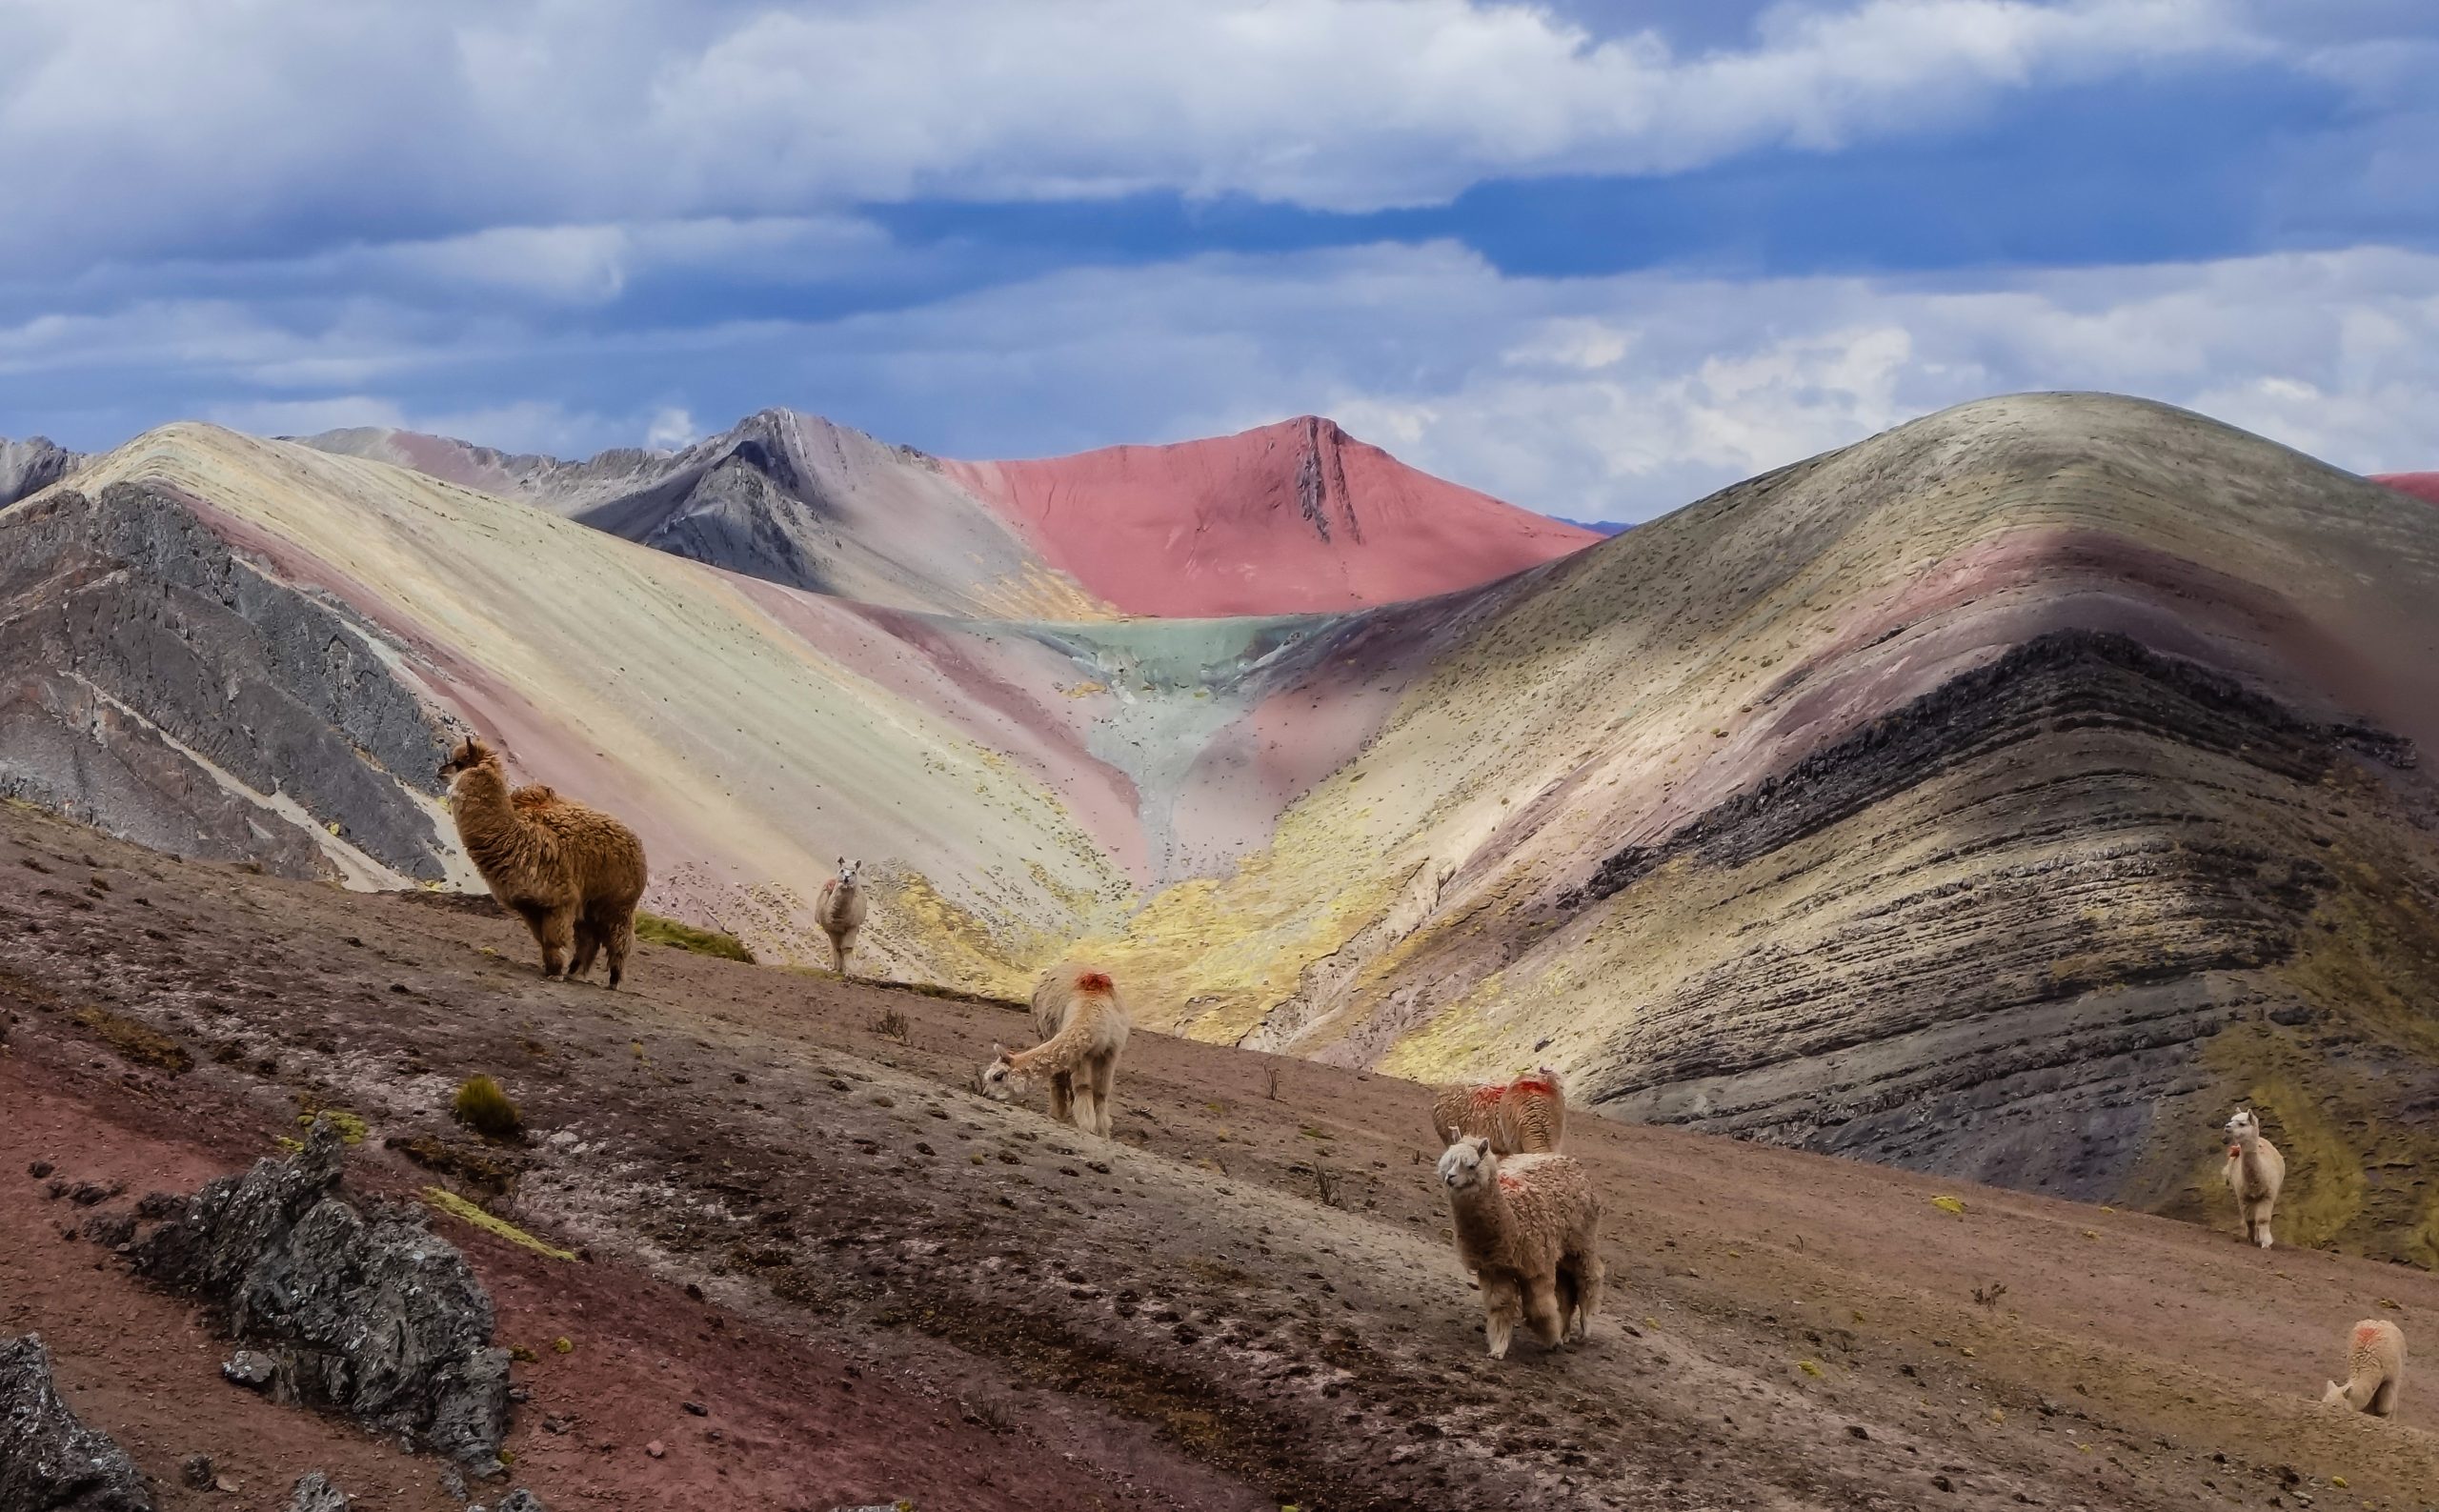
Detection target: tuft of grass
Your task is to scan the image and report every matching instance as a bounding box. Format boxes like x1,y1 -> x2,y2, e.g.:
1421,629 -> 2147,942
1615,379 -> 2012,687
71,1006 -> 191,1073
1930,1196 -> 1966,1216
1971,1281 -> 2008,1309
422,1186 -> 576,1260
635,911 -> 754,963
452,1075 -> 523,1140
297,1108 -> 368,1145
872,1009 -> 911,1044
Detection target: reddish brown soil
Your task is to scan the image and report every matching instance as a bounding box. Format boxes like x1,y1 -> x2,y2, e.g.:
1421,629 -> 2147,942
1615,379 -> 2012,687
3,800 -> 2435,1511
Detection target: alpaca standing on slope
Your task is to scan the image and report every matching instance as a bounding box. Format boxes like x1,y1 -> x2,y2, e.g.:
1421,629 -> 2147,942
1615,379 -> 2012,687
815,857 -> 867,976
979,963 -> 1131,1137
439,736 -> 647,986
1430,1067 -> 1567,1154
2224,1107 -> 2287,1249
2323,1319 -> 2407,1417
1437,1136 -> 1604,1359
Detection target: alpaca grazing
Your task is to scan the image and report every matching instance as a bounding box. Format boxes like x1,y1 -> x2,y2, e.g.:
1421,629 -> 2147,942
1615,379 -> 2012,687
2223,1106 -> 2287,1249
979,963 -> 1131,1138
1437,1136 -> 1604,1359
438,736 -> 647,986
1430,1067 -> 1567,1154
2323,1319 -> 2407,1417
814,857 -> 868,976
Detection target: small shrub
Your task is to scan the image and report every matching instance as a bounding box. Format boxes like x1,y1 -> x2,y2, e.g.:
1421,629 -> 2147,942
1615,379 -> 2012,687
872,1009 -> 911,1043
1263,1065 -> 1280,1101
452,1075 -> 522,1139
1972,1281 -> 2008,1309
635,911 -> 755,963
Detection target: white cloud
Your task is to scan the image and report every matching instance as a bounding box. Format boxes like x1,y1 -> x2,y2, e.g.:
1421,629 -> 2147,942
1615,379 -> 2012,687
0,0 -> 2258,269
14,241 -> 2439,521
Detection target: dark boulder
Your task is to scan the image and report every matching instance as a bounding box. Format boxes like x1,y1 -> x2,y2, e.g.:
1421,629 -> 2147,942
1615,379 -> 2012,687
0,1333 -> 152,1511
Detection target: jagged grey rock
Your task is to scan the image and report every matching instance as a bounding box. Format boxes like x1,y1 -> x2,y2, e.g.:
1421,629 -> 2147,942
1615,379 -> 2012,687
220,1350 -> 274,1388
494,1492 -> 548,1512
0,482 -> 454,882
0,435 -> 82,509
0,1333 -> 152,1511
285,1472 -> 349,1511
131,1119 -> 512,1467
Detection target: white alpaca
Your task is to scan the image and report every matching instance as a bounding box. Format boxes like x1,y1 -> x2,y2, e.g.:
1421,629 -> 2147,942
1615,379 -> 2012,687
1437,1137 -> 1604,1359
2223,1107 -> 2286,1249
2323,1319 -> 2406,1417
814,857 -> 868,976
980,964 -> 1131,1138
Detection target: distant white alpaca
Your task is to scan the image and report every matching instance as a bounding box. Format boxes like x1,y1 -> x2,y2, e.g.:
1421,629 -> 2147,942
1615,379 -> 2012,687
2223,1107 -> 2286,1249
980,963 -> 1131,1138
1430,1066 -> 1567,1154
1437,1136 -> 1604,1359
2324,1319 -> 2407,1416
814,857 -> 867,976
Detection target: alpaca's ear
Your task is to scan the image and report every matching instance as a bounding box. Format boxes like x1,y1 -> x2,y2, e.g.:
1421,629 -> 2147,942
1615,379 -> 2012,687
1469,1136 -> 1491,1156
991,1042 -> 1010,1059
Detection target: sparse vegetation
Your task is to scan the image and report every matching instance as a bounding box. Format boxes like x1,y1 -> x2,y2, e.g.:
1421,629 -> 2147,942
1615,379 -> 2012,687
873,1008 -> 911,1043
452,1074 -> 523,1139
71,1005 -> 191,1073
635,910 -> 755,962
1972,1281 -> 2009,1309
1303,1161 -> 1343,1208
1264,1064 -> 1281,1100
422,1186 -> 574,1260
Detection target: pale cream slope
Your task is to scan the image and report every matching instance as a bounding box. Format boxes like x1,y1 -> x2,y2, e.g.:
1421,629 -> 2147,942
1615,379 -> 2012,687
56,425 -> 1129,987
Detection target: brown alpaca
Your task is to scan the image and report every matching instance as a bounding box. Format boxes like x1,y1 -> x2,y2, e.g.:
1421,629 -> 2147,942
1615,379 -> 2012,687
979,963 -> 1131,1137
1438,1137 -> 1604,1359
1430,1066 -> 1567,1154
438,736 -> 648,986
814,857 -> 867,976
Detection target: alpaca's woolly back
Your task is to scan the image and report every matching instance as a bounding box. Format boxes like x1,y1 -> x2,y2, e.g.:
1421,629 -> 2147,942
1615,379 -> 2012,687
450,756 -> 645,913
2332,1319 -> 2406,1411
1432,1072 -> 1567,1154
1012,964 -> 1130,1078
1448,1152 -> 1600,1281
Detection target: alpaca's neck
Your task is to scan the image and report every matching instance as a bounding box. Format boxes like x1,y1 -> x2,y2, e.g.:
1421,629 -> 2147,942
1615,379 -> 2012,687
451,764 -> 545,878
1449,1179 -> 1511,1260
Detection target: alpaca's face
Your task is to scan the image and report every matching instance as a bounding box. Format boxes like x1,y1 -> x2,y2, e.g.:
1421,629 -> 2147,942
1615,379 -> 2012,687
436,736 -> 493,782
978,1046 -> 1024,1100
2323,1381 -> 2349,1405
1437,1137 -> 1495,1192
836,857 -> 861,887
2226,1108 -> 2260,1142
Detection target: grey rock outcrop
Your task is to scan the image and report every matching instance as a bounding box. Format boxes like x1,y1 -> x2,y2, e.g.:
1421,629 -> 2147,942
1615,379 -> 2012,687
0,1333 -> 152,1512
131,1119 -> 511,1467
0,436 -> 83,508
0,482 -> 454,882
284,1473 -> 349,1512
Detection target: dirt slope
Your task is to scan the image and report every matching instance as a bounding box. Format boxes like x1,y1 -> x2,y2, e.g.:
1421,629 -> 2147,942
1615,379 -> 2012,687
4,800 -> 2435,1511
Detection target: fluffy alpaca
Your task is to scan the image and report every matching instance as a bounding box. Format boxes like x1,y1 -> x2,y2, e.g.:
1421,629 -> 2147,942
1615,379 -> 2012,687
1438,1137 -> 1604,1359
438,736 -> 647,986
979,963 -> 1131,1138
2223,1107 -> 2287,1249
814,857 -> 868,976
1430,1066 -> 1567,1155
2323,1319 -> 2407,1416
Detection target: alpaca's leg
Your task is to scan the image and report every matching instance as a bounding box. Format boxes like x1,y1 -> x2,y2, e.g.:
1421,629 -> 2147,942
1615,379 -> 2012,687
1090,1054 -> 1118,1137
1481,1275 -> 1522,1360
1522,1274 -> 1566,1346
1069,1081 -> 1099,1136
603,911 -> 635,989
1570,1248 -> 1605,1342
2253,1200 -> 2275,1248
2369,1376 -> 2397,1417
826,929 -> 845,976
567,917 -> 600,980
538,905 -> 577,978
1048,1071 -> 1074,1126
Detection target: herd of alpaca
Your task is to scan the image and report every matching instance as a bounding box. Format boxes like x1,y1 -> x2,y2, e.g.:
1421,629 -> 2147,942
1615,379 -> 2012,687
431,740 -> 2409,1404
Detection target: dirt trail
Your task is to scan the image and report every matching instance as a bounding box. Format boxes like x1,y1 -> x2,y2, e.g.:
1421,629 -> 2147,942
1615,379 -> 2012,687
2,801 -> 2433,1511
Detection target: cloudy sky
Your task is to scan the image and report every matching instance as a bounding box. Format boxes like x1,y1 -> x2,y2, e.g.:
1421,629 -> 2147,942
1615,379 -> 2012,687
3,0 -> 2434,521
